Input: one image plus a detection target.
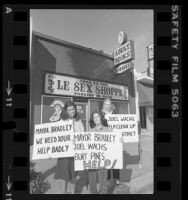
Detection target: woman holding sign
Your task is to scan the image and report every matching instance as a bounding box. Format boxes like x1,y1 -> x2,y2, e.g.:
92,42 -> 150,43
48,99 -> 67,194
88,111 -> 111,194
102,98 -> 121,189
54,100 -> 86,194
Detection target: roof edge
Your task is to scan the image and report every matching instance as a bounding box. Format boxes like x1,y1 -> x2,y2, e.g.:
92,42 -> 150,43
32,31 -> 113,60
137,76 -> 153,81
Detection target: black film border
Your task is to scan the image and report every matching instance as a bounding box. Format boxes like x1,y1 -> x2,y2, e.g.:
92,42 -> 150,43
2,4 -> 182,200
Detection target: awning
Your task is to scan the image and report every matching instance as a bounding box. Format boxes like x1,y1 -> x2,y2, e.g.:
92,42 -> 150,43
137,76 -> 153,85
137,81 -> 153,106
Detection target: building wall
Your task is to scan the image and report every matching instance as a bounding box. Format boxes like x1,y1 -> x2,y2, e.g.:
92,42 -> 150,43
145,106 -> 153,133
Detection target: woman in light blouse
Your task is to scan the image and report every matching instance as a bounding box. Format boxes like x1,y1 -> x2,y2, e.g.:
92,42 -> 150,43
88,111 -> 111,194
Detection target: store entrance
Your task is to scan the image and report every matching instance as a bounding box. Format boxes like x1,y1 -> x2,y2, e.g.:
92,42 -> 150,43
75,102 -> 88,131
89,99 -> 129,115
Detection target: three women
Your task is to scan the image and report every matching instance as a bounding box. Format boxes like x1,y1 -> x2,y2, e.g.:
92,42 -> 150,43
54,98 -> 121,194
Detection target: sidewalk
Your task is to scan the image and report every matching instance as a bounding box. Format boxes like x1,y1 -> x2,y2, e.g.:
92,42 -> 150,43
113,134 -> 153,194
113,171 -> 153,194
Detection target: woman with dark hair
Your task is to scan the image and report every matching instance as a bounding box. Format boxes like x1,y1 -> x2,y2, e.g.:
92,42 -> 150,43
88,111 -> 111,194
54,100 -> 85,194
89,111 -> 108,129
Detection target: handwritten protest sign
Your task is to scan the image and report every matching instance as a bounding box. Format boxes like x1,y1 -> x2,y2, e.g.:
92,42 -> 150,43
32,120 -> 74,160
105,114 -> 138,143
74,132 -> 123,171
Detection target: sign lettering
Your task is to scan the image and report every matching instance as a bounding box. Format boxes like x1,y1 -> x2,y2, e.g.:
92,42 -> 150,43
45,73 -> 129,100
32,120 -> 74,160
106,114 -> 139,143
114,62 -> 134,74
74,132 -> 123,171
113,40 -> 135,66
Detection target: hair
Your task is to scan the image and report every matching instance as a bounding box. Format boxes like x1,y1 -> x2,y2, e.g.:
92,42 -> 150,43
89,111 -> 108,129
61,100 -> 80,121
102,98 -> 116,113
103,98 -> 111,105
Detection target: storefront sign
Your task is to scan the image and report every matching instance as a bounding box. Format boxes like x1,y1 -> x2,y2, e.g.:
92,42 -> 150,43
147,44 -> 154,60
74,131 -> 123,171
113,40 -> 135,66
106,114 -> 139,143
45,73 -> 129,100
114,62 -> 134,74
32,120 -> 74,160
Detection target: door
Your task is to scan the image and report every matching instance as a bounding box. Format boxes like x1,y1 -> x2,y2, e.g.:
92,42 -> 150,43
75,102 -> 88,131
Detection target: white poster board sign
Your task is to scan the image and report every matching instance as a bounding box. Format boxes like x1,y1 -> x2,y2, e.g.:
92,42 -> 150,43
74,132 -> 123,171
32,120 -> 74,160
106,114 -> 139,143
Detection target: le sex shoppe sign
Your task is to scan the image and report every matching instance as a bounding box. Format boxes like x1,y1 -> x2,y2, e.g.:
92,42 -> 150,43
44,73 -> 129,101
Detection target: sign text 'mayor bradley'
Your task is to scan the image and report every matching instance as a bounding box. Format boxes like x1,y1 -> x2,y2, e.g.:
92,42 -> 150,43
74,131 -> 123,171
45,73 -> 129,100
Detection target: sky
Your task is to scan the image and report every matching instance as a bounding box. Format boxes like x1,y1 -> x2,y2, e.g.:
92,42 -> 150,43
30,9 -> 153,73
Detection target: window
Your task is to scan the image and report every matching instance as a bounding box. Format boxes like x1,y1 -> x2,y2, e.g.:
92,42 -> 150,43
41,95 -> 72,123
74,102 -> 88,131
89,99 -> 129,119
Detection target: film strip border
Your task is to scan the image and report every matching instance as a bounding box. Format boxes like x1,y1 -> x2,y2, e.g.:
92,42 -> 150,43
154,5 -> 181,200
2,5 -> 181,200
2,5 -> 29,200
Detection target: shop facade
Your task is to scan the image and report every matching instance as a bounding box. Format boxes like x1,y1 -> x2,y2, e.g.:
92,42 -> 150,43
30,31 -> 139,181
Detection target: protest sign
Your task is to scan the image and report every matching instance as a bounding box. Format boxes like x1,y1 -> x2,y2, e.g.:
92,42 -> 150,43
105,114 -> 139,143
74,131 -> 123,171
32,120 -> 74,160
